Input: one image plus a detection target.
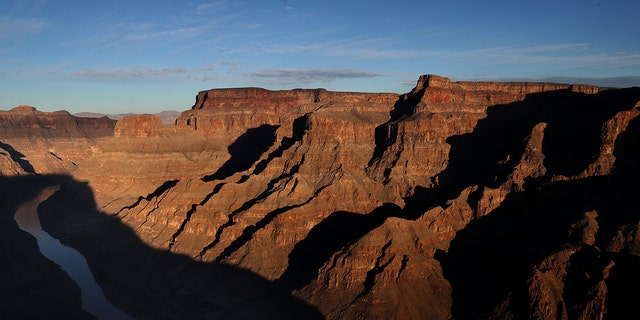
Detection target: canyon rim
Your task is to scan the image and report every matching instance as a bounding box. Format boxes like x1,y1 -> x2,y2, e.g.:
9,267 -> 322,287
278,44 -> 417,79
1,74 -> 640,319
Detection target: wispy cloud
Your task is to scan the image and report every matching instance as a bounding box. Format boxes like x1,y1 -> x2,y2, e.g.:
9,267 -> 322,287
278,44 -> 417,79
0,16 -> 48,39
60,64 -> 379,86
60,62 -> 241,82
223,36 -> 424,60
547,76 -> 640,88
287,39 -> 639,71
121,25 -> 214,42
196,1 -> 232,14
474,75 -> 640,88
70,67 -> 190,79
250,68 -> 383,84
323,37 -> 426,59
435,43 -> 640,69
62,5 -> 238,52
220,33 -> 640,74
12,0 -> 48,11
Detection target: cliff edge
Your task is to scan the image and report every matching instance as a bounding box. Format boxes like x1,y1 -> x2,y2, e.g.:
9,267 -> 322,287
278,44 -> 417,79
2,75 -> 640,319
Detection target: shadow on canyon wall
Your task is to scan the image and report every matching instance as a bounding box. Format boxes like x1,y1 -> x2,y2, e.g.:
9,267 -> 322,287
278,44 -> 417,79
4,86 -> 639,319
0,141 -> 36,173
276,203 -> 402,291
202,124 -> 279,182
425,88 -> 640,319
402,87 -> 640,213
201,115 -> 309,183
279,87 -> 640,316
0,175 -> 94,319
436,113 -> 640,319
1,174 -> 323,320
435,175 -> 640,319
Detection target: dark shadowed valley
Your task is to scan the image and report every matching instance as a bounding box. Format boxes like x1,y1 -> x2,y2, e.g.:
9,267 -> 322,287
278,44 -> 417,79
2,75 -> 640,319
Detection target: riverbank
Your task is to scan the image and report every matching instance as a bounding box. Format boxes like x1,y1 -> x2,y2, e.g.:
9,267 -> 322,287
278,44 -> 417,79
14,185 -> 133,320
0,175 -> 93,319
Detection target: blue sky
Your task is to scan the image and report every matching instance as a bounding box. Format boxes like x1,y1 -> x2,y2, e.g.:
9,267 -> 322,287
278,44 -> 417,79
1,0 -> 639,114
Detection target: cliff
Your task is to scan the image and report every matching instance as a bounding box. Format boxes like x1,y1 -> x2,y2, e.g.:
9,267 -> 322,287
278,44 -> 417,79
0,105 -> 115,138
175,87 -> 398,146
0,106 -> 116,174
2,75 -> 640,319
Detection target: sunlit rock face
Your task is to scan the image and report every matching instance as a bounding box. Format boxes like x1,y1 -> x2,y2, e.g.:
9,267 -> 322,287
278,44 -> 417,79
2,75 -> 640,319
0,106 -> 116,174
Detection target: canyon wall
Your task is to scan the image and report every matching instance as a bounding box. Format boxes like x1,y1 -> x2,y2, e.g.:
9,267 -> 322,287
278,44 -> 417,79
2,75 -> 640,319
0,105 -> 116,174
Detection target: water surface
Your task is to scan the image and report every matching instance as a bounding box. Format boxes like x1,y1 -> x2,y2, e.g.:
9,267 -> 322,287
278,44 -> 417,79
14,186 -> 134,320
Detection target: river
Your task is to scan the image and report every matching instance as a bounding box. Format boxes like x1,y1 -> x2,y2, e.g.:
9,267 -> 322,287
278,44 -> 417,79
13,186 -> 134,320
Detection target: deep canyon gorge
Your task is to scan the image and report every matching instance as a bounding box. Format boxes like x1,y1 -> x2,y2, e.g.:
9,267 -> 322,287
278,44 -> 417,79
1,74 -> 640,319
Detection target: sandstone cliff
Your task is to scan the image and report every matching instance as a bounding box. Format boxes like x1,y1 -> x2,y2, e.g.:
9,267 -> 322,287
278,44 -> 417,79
2,75 -> 640,320
0,106 -> 116,174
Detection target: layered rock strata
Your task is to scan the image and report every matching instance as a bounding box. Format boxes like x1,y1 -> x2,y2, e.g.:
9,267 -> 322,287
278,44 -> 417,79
2,75 -> 640,319
0,105 -> 116,174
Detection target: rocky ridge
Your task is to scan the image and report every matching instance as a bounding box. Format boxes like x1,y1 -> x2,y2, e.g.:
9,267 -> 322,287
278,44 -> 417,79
1,74 -> 640,319
0,106 -> 116,174
74,110 -> 181,125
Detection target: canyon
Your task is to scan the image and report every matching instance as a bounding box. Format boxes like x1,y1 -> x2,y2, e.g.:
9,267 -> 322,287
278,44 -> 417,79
1,74 -> 639,319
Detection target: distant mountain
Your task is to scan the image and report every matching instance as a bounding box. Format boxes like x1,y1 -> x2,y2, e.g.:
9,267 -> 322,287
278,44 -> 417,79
73,110 -> 182,125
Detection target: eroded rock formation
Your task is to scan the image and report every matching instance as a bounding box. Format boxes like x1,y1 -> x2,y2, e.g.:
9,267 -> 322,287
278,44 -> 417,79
0,106 -> 116,174
2,75 -> 640,319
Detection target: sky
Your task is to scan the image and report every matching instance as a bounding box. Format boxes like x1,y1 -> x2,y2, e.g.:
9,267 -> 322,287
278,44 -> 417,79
1,0 -> 639,114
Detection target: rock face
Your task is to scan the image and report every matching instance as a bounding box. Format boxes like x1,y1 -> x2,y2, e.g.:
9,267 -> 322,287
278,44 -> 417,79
0,106 -> 116,174
2,75 -> 640,319
74,110 -> 181,125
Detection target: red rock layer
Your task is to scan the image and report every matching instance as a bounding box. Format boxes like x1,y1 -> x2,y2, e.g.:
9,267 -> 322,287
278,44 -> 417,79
3,75 -> 640,319
0,106 -> 116,174
175,88 -> 399,145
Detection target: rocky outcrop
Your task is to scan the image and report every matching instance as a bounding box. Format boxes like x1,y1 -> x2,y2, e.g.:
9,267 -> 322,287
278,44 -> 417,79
2,75 -> 640,319
74,110 -> 181,125
74,114 -> 225,214
409,74 -> 602,114
114,114 -> 165,138
0,106 -> 114,137
0,106 -> 116,174
175,88 -> 399,145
